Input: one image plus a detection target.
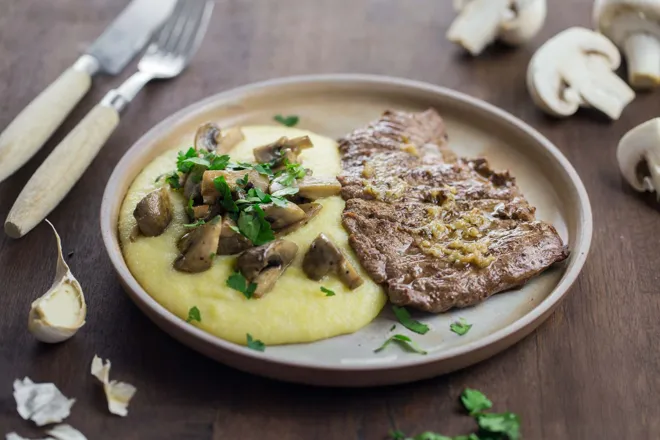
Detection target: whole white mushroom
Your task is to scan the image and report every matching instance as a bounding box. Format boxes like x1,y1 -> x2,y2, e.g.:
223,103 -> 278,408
447,0 -> 547,55
617,118 -> 660,197
594,0 -> 660,89
527,27 -> 635,119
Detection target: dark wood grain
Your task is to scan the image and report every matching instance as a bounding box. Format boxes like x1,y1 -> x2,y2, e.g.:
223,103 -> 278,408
1,0 -> 658,438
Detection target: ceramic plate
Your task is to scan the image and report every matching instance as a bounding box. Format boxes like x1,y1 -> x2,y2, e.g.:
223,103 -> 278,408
100,74 -> 592,387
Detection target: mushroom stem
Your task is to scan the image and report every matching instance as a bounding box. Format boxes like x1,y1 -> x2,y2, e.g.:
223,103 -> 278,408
645,148 -> 660,197
579,54 -> 635,120
623,33 -> 660,89
447,0 -> 510,55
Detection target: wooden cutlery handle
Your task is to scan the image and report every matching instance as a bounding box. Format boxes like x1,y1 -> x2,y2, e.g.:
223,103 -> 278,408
4,104 -> 119,238
0,67 -> 92,184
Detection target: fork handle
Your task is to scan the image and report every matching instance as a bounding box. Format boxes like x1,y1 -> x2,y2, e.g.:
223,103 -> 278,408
0,56 -> 99,184
5,104 -> 119,238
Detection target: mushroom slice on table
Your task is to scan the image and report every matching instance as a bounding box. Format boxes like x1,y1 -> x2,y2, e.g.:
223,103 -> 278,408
253,136 -> 314,168
236,239 -> 299,297
275,203 -> 323,237
201,169 -> 269,204
617,118 -> 660,198
447,0 -> 547,55
303,233 -> 364,290
270,176 -> 341,201
527,27 -> 635,119
217,216 -> 253,255
261,201 -> 307,229
133,187 -> 173,237
594,0 -> 660,89
174,217 -> 222,273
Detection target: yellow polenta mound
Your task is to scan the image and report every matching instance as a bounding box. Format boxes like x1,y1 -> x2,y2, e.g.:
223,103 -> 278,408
118,125 -> 387,345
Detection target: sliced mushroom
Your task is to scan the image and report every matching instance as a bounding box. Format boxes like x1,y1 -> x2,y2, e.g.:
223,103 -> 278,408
253,136 -> 314,168
217,127 -> 245,153
236,239 -> 299,297
133,187 -> 173,237
617,118 -> 660,198
183,174 -> 201,201
527,27 -> 635,119
174,218 -> 222,273
275,203 -> 323,237
194,123 -> 223,151
201,170 -> 269,204
217,216 -> 253,255
303,233 -> 364,290
261,201 -> 307,229
192,205 -> 211,220
269,176 -> 341,201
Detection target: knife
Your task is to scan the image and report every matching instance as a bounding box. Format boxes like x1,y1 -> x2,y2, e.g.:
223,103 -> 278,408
0,0 -> 177,184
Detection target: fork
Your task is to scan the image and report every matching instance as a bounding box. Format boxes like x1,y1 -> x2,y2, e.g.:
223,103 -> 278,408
4,0 -> 214,238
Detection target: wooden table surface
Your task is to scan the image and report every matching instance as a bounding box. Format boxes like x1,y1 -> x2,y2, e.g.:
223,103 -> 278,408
1,0 -> 659,438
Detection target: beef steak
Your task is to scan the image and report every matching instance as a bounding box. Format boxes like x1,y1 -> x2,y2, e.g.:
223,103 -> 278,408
338,109 -> 569,313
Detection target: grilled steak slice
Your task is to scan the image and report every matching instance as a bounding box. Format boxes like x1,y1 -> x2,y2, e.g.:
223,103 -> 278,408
338,109 -> 569,313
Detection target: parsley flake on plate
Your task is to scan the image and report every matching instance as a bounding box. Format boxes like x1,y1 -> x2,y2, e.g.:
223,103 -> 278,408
273,114 -> 299,127
450,318 -> 472,336
392,306 -> 430,335
461,388 -> 493,415
246,333 -> 266,352
186,306 -> 201,323
320,286 -> 335,296
476,412 -> 520,440
374,334 -> 427,355
226,271 -> 257,299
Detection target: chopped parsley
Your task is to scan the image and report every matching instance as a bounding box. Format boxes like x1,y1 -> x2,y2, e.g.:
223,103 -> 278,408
246,333 -> 266,351
253,163 -> 274,176
165,172 -> 182,189
273,114 -> 299,127
461,389 -> 493,415
389,430 -> 406,440
274,161 -> 307,187
236,173 -> 249,187
320,286 -> 335,296
183,219 -> 206,228
237,205 -> 275,245
475,412 -> 520,440
374,334 -> 427,355
206,153 -> 230,170
186,306 -> 201,323
392,306 -> 429,335
390,324 -> 396,331
176,147 -> 198,173
213,176 -> 238,213
226,271 -> 258,299
271,186 -> 299,198
186,198 -> 195,218
450,318 -> 472,336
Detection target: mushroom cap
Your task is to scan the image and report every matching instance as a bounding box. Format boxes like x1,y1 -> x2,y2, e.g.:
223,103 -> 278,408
194,122 -> 223,151
499,0 -> 548,45
594,0 -> 660,45
616,117 -> 660,192
526,27 -> 623,117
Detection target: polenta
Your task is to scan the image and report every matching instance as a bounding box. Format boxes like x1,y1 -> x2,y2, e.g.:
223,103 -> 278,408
118,125 -> 386,345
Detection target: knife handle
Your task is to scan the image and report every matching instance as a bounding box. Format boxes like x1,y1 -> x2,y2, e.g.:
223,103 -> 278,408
4,104 -> 119,238
0,62 -> 94,184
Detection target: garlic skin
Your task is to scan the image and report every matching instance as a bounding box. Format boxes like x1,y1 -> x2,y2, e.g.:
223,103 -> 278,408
13,378 -> 76,427
91,355 -> 137,417
28,220 -> 86,343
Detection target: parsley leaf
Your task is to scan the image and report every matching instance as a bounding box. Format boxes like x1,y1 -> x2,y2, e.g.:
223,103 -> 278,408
246,333 -> 266,352
320,286 -> 335,296
275,161 -> 307,187
236,173 -> 250,187
392,306 -> 430,335
389,430 -> 406,440
273,114 -> 299,127
476,412 -> 520,440
237,206 -> 274,245
186,198 -> 195,219
253,163 -> 274,176
186,306 -> 201,323
390,324 -> 396,331
176,147 -> 198,173
450,318 -> 472,336
461,388 -> 493,415
213,176 -> 238,213
183,219 -> 206,228
374,334 -> 427,355
411,433 -> 452,440
207,153 -> 230,170
226,271 -> 258,299
271,186 -> 299,198
166,172 -> 182,189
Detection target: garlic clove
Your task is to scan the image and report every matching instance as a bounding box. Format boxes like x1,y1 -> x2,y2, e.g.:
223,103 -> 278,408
90,356 -> 137,417
28,220 -> 86,343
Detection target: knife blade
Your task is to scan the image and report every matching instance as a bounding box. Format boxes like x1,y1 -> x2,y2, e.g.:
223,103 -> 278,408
87,0 -> 178,75
0,0 -> 177,184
